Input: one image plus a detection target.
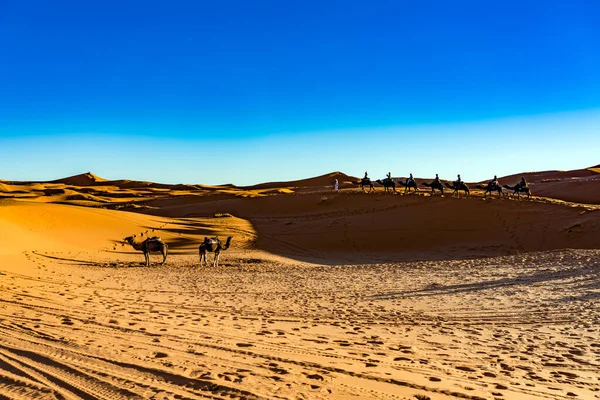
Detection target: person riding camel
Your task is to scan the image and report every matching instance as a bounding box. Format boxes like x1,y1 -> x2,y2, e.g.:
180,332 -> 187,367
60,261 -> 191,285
433,173 -> 440,184
454,174 -> 462,187
406,173 -> 414,186
386,172 -> 392,183
517,176 -> 528,189
364,171 -> 369,181
489,175 -> 499,188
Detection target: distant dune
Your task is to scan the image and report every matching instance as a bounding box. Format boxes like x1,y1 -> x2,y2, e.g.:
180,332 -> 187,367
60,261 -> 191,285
240,171 -> 358,191
50,171 -> 108,186
496,165 -> 600,204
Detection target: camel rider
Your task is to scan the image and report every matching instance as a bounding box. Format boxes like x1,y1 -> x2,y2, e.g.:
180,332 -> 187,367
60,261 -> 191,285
364,171 -> 369,181
386,172 -> 392,183
489,175 -> 499,188
518,177 -> 528,188
454,174 -> 462,186
434,173 -> 440,184
406,173 -> 414,186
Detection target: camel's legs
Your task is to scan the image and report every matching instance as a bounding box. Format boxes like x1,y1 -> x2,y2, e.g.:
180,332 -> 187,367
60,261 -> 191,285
161,246 -> 167,265
144,252 -> 150,267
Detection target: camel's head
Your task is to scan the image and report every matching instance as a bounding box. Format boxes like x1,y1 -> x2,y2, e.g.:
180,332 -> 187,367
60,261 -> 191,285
123,236 -> 134,245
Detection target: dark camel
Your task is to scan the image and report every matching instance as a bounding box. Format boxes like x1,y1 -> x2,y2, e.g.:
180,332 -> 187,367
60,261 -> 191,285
124,236 -> 168,266
375,178 -> 396,193
444,182 -> 470,198
354,178 -> 374,193
476,183 -> 504,198
421,181 -> 444,196
397,180 -> 419,194
502,184 -> 531,199
199,236 -> 233,267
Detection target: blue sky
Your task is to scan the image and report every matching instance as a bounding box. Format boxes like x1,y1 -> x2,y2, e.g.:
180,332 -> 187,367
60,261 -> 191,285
1,1 -> 599,185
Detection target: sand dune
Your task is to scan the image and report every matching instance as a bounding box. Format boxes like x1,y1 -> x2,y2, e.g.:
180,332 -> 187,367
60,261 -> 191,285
496,166 -> 600,204
241,172 -> 358,191
1,167 -> 599,399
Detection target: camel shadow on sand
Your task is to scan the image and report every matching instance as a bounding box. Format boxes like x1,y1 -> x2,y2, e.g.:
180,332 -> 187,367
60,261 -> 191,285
32,251 -> 150,268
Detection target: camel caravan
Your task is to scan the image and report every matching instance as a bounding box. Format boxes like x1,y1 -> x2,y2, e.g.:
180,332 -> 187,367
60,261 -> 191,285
123,235 -> 233,267
121,173 -> 530,267
354,172 -> 532,199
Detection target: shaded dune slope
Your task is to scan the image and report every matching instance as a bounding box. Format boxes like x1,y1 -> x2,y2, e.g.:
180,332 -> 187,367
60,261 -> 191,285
141,193 -> 600,264
497,166 -> 600,204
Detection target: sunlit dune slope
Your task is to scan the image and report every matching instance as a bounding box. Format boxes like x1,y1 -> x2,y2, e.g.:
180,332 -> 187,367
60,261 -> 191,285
0,200 -> 171,256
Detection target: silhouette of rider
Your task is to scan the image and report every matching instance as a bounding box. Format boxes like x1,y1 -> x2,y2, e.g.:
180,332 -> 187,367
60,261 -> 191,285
406,173 -> 414,186
489,175 -> 499,188
433,173 -> 440,184
364,171 -> 369,181
454,174 -> 462,186
386,172 -> 392,183
517,176 -> 527,189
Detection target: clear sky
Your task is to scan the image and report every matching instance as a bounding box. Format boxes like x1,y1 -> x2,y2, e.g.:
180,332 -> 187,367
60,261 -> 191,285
1,1 -> 599,185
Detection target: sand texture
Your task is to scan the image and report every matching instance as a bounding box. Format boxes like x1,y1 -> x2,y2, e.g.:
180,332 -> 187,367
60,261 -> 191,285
0,168 -> 599,399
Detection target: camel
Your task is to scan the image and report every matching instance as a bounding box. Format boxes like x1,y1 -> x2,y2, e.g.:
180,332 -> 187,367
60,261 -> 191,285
421,180 -> 444,196
124,236 -> 168,266
354,178 -> 374,193
502,184 -> 532,199
199,236 -> 233,267
444,182 -> 470,198
375,178 -> 396,193
476,183 -> 504,198
397,180 -> 419,194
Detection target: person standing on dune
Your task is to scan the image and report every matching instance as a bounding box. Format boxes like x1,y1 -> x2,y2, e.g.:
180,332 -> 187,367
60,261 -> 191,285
334,178 -> 339,192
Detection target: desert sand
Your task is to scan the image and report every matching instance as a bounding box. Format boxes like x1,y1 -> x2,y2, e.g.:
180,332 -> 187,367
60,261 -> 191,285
0,167 -> 599,399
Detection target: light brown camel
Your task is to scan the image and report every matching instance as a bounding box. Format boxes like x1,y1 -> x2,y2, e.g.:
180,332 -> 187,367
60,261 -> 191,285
199,236 -> 232,267
124,236 -> 168,266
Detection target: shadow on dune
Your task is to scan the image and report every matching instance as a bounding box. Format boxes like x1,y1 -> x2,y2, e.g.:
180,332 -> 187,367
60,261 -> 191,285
367,262 -> 600,300
32,252 -> 151,268
133,192 -> 600,266
32,252 -> 100,266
